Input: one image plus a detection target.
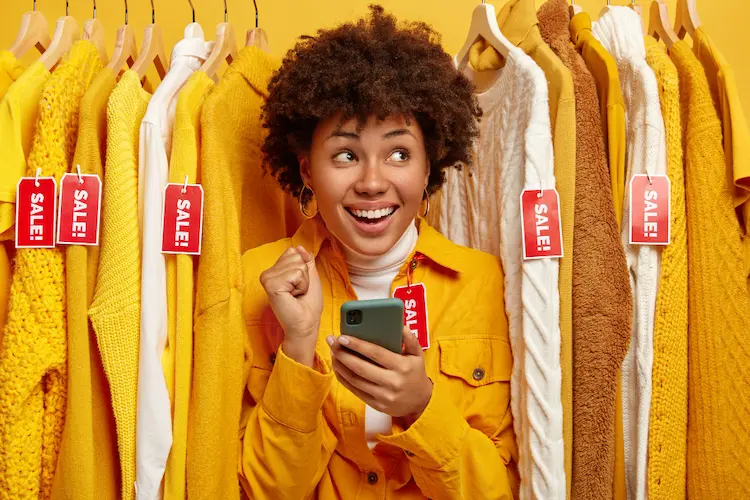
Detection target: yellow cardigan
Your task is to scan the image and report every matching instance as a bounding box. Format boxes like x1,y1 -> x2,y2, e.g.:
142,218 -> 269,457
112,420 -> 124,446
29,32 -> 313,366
670,40 -> 750,500
50,67 -> 120,500
0,40 -> 101,500
469,1 -> 575,493
163,70 -> 214,500
190,47 -> 303,500
644,38 -> 688,500
88,70 -> 151,500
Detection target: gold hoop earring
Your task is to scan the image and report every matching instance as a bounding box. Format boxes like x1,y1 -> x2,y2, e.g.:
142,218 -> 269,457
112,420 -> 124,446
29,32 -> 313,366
298,184 -> 318,219
421,190 -> 430,218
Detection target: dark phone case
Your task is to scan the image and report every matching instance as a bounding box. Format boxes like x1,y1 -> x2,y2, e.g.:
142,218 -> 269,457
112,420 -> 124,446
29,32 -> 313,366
340,298 -> 404,355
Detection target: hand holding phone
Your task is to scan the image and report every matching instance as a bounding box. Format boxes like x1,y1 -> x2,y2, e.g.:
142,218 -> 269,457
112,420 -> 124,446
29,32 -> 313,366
340,299 -> 404,358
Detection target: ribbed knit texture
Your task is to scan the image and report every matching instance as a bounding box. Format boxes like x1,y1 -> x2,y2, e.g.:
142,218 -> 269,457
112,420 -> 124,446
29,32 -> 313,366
88,70 -> 151,500
593,8 -> 666,500
670,40 -> 750,500
190,47 -> 302,500
539,4 -> 632,499
51,67 -> 121,500
644,38 -> 688,500
0,40 -> 101,500
163,70 -> 214,500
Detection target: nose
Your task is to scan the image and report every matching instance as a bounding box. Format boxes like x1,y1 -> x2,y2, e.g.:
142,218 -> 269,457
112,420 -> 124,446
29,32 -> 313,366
354,161 -> 389,197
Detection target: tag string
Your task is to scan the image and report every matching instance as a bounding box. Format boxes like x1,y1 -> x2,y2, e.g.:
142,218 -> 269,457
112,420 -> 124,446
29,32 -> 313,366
181,175 -> 189,195
646,171 -> 653,185
406,253 -> 427,292
76,165 -> 84,184
34,167 -> 41,188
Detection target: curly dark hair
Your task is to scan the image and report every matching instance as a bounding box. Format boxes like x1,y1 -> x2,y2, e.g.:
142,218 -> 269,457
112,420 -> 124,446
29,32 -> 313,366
261,5 -> 482,198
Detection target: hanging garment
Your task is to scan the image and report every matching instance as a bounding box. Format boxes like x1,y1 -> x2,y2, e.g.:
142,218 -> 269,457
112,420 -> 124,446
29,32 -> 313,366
238,217 -> 518,499
88,69 -> 151,500
189,46 -> 303,500
136,30 -> 213,500
0,49 -> 30,349
538,3 -> 632,500
50,67 -> 121,500
444,42 -> 563,499
0,40 -> 102,500
163,69 -> 214,500
669,40 -> 750,500
643,38 -> 688,500
468,3 -> 575,490
692,28 -> 750,283
569,12 -> 627,227
593,8 -> 667,500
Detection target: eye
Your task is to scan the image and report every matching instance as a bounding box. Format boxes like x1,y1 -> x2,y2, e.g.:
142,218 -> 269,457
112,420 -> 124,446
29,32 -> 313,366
333,151 -> 357,163
388,149 -> 410,163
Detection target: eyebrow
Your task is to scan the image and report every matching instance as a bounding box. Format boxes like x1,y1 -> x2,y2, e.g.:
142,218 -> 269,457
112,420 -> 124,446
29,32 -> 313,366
383,129 -> 415,140
326,130 -> 360,141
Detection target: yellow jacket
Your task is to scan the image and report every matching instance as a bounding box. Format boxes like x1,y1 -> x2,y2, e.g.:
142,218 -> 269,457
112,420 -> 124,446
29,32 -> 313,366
239,217 -> 519,499
0,50 -> 25,96
0,40 -> 101,500
50,67 -> 120,500
190,47 -> 303,500
88,70 -> 151,500
570,12 -> 627,227
163,70 -> 214,500
670,40 -> 750,500
643,38 -> 688,500
469,0 -> 575,493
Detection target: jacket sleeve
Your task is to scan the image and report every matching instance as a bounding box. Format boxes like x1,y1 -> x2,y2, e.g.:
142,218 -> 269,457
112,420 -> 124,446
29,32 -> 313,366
238,344 -> 339,500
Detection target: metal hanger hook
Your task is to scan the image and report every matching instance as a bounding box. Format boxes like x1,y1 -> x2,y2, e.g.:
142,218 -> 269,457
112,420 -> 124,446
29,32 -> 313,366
93,0 -> 97,19
187,0 -> 195,22
66,0 -> 69,16
224,0 -> 228,23
124,0 -> 128,24
33,0 -> 37,12
150,0 -> 155,24
253,0 -> 259,28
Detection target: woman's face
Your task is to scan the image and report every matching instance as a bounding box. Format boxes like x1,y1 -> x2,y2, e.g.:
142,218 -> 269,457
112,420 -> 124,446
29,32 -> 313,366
300,114 -> 430,257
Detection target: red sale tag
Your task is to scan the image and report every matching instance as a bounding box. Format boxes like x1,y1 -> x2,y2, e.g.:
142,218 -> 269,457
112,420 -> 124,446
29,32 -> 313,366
15,176 -> 57,248
393,283 -> 430,350
520,188 -> 564,260
161,183 -> 204,255
629,174 -> 670,246
57,173 -> 102,246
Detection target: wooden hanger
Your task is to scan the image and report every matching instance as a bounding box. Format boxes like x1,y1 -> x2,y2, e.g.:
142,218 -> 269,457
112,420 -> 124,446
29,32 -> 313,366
38,1 -> 79,71
455,1 -> 513,69
569,0 -> 583,17
629,1 -> 647,35
246,0 -> 269,51
648,0 -> 679,48
131,0 -> 169,81
9,1 -> 51,58
675,0 -> 701,39
600,0 -> 613,18
82,1 -> 109,65
107,0 -> 139,73
200,0 -> 238,78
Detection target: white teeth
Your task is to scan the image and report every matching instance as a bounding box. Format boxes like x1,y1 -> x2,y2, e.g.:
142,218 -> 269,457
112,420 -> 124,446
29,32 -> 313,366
351,207 -> 395,219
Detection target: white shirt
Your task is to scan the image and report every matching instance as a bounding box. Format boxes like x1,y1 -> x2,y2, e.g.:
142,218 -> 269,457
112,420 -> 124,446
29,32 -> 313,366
135,25 -> 214,500
340,221 -> 418,449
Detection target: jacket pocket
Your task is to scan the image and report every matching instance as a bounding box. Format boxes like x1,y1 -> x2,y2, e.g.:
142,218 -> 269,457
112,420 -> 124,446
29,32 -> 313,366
438,337 -> 512,387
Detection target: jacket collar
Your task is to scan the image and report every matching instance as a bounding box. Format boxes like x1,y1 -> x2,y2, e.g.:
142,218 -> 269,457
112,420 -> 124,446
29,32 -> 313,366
290,216 -> 467,274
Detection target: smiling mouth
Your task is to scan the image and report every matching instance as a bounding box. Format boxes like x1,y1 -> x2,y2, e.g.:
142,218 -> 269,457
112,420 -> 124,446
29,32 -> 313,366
345,206 -> 398,224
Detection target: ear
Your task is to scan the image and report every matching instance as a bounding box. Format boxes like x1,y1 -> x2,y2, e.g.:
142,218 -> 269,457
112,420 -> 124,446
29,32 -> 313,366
298,153 -> 313,188
423,165 -> 431,192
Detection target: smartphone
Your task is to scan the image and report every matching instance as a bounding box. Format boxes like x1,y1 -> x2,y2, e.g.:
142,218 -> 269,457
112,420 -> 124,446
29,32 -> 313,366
340,298 -> 404,357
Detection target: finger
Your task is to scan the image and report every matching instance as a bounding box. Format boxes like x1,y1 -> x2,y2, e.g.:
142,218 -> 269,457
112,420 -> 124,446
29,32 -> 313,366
333,365 -> 385,411
401,326 -> 424,356
297,245 -> 320,281
287,266 -> 310,297
330,340 -> 390,385
338,335 -> 401,369
331,357 -> 383,397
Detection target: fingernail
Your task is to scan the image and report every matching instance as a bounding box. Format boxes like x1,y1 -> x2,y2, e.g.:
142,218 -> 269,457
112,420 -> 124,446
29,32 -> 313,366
338,336 -> 350,346
326,336 -> 334,347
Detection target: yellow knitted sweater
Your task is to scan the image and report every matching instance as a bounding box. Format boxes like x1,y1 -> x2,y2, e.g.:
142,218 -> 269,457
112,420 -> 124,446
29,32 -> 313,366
670,40 -> 750,500
0,40 -> 101,500
644,38 -> 688,500
88,70 -> 151,500
163,70 -> 214,500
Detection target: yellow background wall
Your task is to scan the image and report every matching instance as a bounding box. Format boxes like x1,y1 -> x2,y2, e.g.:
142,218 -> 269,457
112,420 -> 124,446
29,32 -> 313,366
1,0 -> 748,116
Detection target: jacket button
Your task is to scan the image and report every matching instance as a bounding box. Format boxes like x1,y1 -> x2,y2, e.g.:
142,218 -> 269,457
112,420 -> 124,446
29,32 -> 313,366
367,472 -> 378,485
473,367 -> 485,381
270,353 -> 276,365
410,259 -> 418,270
405,450 -> 415,457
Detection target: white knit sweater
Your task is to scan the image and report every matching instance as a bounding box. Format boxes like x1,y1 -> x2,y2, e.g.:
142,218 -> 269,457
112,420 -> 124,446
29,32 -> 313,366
593,8 -> 666,500
444,46 -> 565,500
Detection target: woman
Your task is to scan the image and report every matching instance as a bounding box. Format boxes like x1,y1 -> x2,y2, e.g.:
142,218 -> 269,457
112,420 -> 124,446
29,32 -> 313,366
239,7 -> 518,499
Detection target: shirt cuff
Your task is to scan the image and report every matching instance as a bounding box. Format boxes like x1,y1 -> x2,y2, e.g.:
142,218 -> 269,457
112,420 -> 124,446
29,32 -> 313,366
378,386 -> 470,469
261,346 -> 333,434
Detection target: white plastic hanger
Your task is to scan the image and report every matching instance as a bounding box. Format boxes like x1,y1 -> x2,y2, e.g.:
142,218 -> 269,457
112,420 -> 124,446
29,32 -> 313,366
455,0 -> 513,70
131,0 -> 169,81
82,0 -> 109,64
675,0 -> 701,39
107,0 -> 139,73
38,0 -> 79,71
200,0 -> 238,79
9,0 -> 51,58
246,0 -> 269,51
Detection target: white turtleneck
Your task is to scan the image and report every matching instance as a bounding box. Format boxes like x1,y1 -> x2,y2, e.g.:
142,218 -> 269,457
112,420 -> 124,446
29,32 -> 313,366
340,220 -> 418,449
